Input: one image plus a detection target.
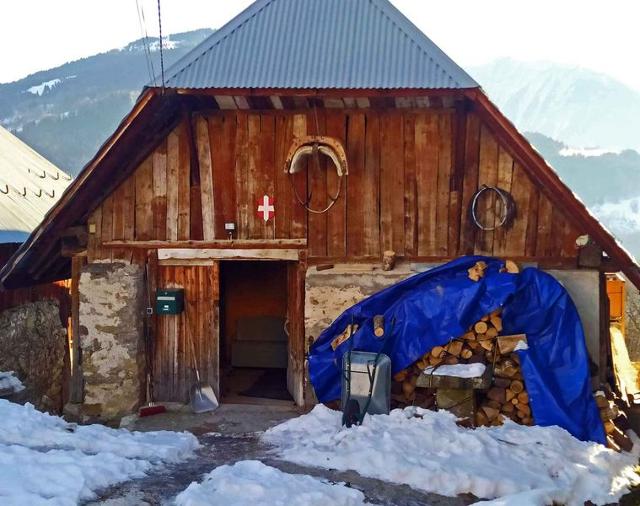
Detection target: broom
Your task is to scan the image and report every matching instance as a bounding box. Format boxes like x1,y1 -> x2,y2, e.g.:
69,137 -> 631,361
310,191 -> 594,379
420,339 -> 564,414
139,262 -> 166,417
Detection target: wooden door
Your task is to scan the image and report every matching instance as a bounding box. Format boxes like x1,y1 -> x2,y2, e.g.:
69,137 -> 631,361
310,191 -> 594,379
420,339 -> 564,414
287,261 -> 306,406
153,263 -> 220,402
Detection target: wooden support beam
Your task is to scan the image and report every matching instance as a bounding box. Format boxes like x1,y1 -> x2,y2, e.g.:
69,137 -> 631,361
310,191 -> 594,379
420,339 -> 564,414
175,87 -> 468,99
184,109 -> 201,187
578,237 -> 603,268
600,272 -> 612,383
61,225 -> 89,245
61,237 -> 87,258
102,239 -> 307,249
28,240 -> 62,276
158,248 -> 301,261
195,116 -> 215,241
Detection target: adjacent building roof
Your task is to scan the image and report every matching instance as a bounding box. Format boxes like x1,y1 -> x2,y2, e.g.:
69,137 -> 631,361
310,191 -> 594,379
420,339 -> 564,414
0,126 -> 71,243
159,0 -> 479,90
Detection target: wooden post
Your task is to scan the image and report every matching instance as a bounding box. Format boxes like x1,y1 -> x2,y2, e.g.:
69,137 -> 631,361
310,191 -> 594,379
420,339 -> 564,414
599,271 -> 611,384
287,253 -> 307,407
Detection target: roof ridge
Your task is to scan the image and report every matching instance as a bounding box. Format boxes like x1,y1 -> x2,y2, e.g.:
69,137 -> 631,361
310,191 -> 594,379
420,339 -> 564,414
367,0 -> 448,83
368,0 -> 475,87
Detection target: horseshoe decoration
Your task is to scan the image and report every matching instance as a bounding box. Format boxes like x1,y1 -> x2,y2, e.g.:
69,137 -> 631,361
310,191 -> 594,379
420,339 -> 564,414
284,135 -> 348,214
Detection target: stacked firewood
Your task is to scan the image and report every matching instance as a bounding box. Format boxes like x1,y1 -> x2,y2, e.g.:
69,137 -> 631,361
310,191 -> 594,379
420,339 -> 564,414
391,366 -> 435,409
391,305 -> 532,427
477,342 -> 532,427
392,259 -> 533,426
389,259 -> 635,451
595,389 -> 633,452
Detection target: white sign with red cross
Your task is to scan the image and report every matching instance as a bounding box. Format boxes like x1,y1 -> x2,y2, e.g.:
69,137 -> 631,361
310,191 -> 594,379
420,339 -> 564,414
257,195 -> 275,222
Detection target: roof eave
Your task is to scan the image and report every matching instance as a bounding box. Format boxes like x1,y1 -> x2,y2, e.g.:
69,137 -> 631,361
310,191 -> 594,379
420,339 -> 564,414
164,86 -> 480,96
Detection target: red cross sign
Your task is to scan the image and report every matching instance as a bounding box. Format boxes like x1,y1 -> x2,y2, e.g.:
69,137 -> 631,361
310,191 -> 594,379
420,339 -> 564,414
257,195 -> 275,222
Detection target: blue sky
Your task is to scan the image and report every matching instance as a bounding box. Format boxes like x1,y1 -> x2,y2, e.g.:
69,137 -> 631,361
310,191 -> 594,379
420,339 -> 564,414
2,0 -> 639,91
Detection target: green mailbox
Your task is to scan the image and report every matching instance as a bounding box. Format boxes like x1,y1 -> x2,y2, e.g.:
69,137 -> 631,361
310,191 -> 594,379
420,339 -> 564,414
156,288 -> 184,315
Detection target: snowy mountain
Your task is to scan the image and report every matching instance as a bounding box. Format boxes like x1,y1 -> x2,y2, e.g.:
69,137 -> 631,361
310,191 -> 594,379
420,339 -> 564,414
592,198 -> 640,258
0,29 -> 213,175
526,132 -> 640,258
470,59 -> 640,153
525,132 -> 640,207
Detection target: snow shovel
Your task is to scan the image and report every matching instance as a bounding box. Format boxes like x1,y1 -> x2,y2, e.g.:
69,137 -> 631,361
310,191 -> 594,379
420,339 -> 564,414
185,311 -> 218,414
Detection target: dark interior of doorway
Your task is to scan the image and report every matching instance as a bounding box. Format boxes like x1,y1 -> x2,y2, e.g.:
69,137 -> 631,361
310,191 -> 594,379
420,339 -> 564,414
219,260 -> 293,404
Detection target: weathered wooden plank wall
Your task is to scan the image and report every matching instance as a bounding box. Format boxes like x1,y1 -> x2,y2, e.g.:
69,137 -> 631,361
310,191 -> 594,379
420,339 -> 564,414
153,263 -> 219,402
86,108 -> 583,264
77,103 -> 591,405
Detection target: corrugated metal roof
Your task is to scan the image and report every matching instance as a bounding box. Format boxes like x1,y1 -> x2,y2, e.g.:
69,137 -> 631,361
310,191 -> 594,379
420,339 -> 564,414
0,126 -> 72,243
158,0 -> 479,90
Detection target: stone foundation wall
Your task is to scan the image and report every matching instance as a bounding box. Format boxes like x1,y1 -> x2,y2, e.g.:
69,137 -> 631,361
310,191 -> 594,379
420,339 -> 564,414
77,262 -> 145,421
0,300 -> 66,412
305,263 -> 416,345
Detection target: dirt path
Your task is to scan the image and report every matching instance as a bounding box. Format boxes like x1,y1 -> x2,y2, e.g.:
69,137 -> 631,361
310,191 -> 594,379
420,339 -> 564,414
88,404 -> 474,506
89,432 -> 473,506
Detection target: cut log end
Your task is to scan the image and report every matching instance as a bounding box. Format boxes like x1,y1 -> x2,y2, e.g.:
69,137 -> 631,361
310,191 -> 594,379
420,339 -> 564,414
373,315 -> 385,337
474,321 -> 488,334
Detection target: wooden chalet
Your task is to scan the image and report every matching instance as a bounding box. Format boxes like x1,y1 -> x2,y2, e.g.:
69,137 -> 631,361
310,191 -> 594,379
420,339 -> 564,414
1,0 -> 638,418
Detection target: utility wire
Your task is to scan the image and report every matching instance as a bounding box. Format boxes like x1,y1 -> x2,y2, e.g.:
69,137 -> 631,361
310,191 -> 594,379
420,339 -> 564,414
134,0 -> 152,82
157,0 -> 166,92
135,0 -> 157,86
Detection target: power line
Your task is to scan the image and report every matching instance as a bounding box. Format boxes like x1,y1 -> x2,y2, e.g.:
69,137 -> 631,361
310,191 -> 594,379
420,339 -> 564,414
135,0 -> 157,86
157,0 -> 166,91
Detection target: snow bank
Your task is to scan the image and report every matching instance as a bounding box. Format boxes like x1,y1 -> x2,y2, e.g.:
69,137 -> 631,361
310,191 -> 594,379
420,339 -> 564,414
0,400 -> 199,505
0,371 -> 25,393
264,405 -> 640,505
174,460 -> 369,506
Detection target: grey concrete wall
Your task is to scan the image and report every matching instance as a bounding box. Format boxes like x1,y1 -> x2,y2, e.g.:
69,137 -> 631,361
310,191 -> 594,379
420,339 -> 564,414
77,262 -> 145,421
546,269 -> 600,369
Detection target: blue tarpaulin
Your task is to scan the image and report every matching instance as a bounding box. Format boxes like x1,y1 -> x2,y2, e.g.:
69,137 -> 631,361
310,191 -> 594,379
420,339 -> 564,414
308,256 -> 605,443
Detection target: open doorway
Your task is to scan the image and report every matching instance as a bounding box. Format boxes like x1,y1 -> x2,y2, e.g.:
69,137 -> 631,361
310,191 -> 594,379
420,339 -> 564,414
219,261 -> 293,404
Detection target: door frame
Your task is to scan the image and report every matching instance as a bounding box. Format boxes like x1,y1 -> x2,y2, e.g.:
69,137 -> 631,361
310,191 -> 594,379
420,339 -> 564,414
158,248 -> 307,406
286,258 -> 306,406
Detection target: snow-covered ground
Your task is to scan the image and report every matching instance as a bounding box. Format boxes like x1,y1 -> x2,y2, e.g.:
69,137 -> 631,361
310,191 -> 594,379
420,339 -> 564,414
0,371 -> 24,394
175,460 -> 369,506
264,405 -> 640,506
0,400 -> 199,505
